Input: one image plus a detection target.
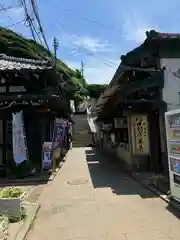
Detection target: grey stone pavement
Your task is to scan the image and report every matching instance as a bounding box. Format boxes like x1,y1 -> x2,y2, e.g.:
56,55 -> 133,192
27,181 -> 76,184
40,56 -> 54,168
26,147 -> 180,240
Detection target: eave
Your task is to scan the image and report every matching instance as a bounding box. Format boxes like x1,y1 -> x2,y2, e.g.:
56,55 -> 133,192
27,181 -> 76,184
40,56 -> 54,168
93,71 -> 164,117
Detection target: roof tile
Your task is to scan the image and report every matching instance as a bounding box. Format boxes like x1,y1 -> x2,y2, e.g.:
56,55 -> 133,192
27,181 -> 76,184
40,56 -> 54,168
0,54 -> 52,71
146,30 -> 180,39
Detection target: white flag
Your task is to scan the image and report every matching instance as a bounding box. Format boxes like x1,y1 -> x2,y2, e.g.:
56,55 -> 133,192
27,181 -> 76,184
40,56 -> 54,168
12,111 -> 28,164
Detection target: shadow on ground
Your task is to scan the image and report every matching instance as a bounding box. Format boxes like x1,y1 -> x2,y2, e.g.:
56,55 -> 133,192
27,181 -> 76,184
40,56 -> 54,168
85,148 -> 158,199
0,171 -> 55,188
166,203 -> 180,220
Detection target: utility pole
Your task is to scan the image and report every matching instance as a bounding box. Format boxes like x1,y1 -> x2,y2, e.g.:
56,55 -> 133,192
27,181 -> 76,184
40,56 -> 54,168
81,61 -> 84,79
53,37 -> 59,68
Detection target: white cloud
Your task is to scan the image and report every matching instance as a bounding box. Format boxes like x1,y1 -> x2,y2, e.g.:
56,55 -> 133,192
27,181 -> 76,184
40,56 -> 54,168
72,36 -> 112,53
122,12 -> 159,43
59,33 -> 113,54
84,65 -> 116,84
65,57 -> 119,84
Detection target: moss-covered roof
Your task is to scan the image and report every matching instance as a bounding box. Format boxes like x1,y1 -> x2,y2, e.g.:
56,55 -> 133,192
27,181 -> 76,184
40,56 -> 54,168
0,26 -> 89,103
0,27 -> 78,76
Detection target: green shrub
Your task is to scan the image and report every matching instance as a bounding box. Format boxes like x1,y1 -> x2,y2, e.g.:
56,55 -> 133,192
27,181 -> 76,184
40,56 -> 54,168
0,188 -> 24,199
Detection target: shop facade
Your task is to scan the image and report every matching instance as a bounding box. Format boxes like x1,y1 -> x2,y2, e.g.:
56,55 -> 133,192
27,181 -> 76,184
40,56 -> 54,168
0,54 -> 71,178
92,30 -> 180,175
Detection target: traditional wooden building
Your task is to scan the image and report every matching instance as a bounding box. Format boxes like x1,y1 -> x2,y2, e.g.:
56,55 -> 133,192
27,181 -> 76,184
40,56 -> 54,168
92,30 -> 180,176
0,54 -> 70,177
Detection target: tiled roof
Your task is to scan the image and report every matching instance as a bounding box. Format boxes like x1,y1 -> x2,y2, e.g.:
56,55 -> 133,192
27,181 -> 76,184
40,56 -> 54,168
0,54 -> 52,71
146,30 -> 180,39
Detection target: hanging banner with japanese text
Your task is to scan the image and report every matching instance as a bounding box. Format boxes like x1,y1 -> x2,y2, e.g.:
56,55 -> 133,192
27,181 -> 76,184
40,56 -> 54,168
131,115 -> 149,155
52,118 -> 67,160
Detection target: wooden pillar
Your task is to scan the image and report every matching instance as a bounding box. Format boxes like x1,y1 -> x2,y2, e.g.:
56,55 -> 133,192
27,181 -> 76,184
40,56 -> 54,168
159,108 -> 169,176
127,115 -> 134,166
3,84 -> 9,167
149,111 -> 161,172
2,120 -> 7,166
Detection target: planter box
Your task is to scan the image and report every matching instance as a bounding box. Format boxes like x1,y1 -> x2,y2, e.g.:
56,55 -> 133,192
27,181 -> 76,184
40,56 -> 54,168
0,216 -> 8,240
0,192 -> 25,218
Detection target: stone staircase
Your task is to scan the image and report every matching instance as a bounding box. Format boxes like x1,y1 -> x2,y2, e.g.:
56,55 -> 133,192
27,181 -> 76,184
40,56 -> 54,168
72,114 -> 92,148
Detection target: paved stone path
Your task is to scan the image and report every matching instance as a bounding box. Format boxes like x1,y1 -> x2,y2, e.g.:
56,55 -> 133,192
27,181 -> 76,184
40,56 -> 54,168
26,147 -> 180,240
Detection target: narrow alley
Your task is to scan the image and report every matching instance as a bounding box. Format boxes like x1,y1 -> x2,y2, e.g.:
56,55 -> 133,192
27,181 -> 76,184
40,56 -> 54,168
26,147 -> 180,240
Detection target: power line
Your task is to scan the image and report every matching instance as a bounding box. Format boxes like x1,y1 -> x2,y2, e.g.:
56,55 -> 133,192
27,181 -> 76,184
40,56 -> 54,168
19,0 -> 43,45
12,0 -> 50,59
0,4 -> 19,31
0,5 -> 21,12
19,0 -> 44,47
19,0 -> 37,41
30,19 -> 45,46
54,19 -> 118,69
5,19 -> 25,29
56,4 -> 121,34
29,0 -> 50,51
47,21 -> 116,68
76,46 -> 117,68
0,1 -> 50,61
43,16 -> 117,68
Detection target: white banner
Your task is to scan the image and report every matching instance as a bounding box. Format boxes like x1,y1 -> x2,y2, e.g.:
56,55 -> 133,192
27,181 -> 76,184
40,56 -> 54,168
70,100 -> 75,113
12,111 -> 28,165
87,106 -> 97,133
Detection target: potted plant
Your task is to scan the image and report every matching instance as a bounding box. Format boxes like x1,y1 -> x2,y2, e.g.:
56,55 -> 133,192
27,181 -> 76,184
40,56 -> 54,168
0,188 -> 26,219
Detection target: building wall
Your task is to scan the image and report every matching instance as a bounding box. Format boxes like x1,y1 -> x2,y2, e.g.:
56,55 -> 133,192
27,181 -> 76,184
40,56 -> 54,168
116,146 -> 132,165
161,58 -> 180,111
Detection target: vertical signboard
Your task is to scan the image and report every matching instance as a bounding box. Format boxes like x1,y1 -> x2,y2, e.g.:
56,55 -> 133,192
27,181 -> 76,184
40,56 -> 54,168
165,109 -> 180,202
131,115 -> 149,155
51,118 -> 67,170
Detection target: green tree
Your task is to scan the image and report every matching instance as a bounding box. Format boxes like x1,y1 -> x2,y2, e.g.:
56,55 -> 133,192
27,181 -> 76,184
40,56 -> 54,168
0,26 -> 88,105
86,84 -> 108,99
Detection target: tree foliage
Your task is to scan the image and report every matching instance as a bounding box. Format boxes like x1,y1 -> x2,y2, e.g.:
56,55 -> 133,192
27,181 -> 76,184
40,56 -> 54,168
86,84 -> 108,99
0,27 -> 108,105
0,27 -> 88,104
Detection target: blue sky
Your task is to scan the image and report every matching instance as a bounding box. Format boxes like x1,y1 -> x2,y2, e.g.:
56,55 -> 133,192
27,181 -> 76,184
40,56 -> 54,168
1,0 -> 180,84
